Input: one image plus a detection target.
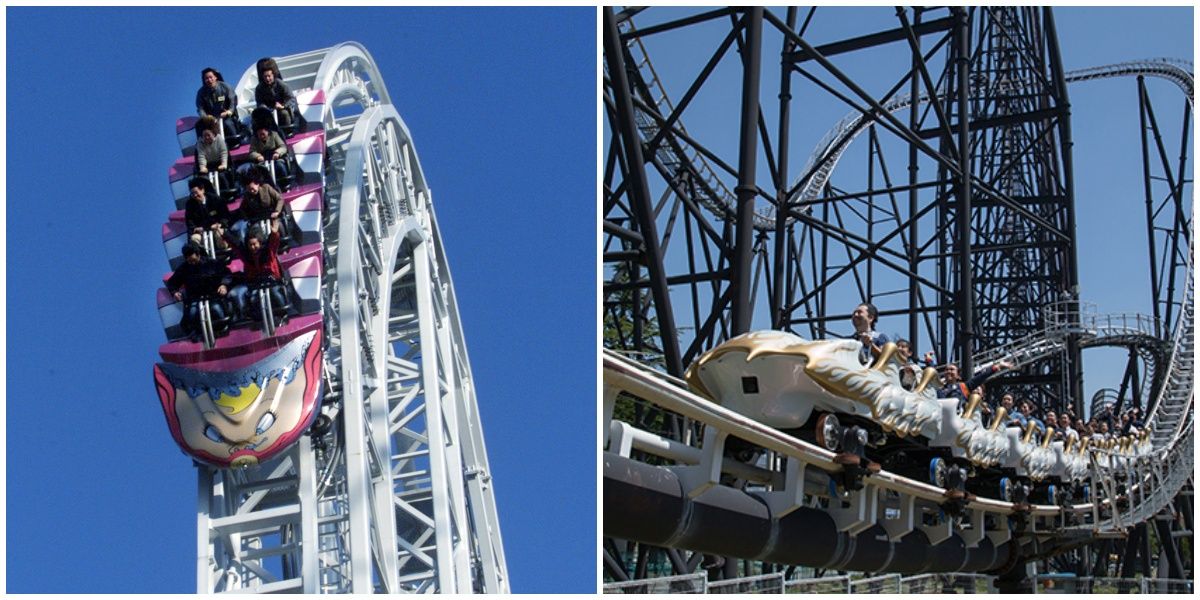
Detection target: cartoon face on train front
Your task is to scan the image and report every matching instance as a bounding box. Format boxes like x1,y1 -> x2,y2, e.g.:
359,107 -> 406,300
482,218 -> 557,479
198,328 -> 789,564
153,330 -> 322,468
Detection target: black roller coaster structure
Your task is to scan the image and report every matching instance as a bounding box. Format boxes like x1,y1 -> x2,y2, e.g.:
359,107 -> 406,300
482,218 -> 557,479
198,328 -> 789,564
602,6 -> 1192,591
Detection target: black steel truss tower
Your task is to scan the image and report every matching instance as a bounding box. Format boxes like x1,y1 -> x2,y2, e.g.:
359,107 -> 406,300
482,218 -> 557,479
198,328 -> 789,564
603,7 -> 1082,414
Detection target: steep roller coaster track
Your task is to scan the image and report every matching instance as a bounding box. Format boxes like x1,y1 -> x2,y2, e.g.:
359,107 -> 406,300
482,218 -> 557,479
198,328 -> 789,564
604,8 -> 1192,581
164,43 -> 508,593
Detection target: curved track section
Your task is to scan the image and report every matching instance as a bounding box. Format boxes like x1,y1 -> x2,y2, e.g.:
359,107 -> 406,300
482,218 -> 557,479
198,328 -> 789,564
612,17 -> 738,224
187,44 -> 507,593
618,23 -> 1192,233
783,59 -> 1195,226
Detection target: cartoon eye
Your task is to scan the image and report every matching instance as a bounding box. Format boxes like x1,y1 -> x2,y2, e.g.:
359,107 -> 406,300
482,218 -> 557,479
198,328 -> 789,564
255,412 -> 276,435
204,425 -> 224,444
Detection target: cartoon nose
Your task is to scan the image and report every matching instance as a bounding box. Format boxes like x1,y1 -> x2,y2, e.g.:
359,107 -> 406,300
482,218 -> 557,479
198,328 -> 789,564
231,455 -> 259,469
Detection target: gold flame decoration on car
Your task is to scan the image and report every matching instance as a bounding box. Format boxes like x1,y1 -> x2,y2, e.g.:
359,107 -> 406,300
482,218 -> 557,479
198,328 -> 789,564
684,333 -> 937,437
685,335 -> 891,408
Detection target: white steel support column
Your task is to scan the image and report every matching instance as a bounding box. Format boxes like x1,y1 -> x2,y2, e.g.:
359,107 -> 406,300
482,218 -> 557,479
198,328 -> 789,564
297,437 -> 321,593
412,233 -> 457,592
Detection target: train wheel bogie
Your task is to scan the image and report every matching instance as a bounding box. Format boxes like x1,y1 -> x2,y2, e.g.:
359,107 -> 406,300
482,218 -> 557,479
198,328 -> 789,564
929,457 -> 948,487
814,413 -> 842,452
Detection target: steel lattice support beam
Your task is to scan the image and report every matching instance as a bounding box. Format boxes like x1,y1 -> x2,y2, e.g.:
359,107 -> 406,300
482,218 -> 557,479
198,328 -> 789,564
603,7 -> 1083,397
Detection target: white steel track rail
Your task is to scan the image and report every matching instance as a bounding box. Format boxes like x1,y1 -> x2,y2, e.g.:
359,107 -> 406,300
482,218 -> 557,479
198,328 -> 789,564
195,43 -> 507,594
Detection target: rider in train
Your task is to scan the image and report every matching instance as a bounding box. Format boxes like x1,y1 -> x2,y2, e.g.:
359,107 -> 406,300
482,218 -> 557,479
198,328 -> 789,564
185,177 -> 232,255
223,222 -> 293,327
194,115 -> 234,198
894,338 -> 936,390
239,108 -> 297,192
850,302 -> 889,364
254,58 -> 300,136
238,165 -> 286,238
937,360 -> 1014,413
195,67 -> 246,148
166,243 -> 234,342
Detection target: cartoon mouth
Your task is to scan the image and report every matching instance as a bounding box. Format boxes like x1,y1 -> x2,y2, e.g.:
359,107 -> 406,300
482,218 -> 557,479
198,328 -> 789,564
228,438 -> 266,455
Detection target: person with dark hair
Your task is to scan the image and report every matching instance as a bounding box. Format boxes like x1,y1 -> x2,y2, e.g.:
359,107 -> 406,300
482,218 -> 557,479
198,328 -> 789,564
195,115 -> 233,194
239,166 -> 286,236
255,58 -> 299,135
1026,401 -> 1047,435
1057,412 -> 1076,443
1129,406 -> 1144,429
195,67 -> 244,145
1000,394 -> 1027,428
851,302 -> 889,364
937,360 -> 1015,413
166,243 -> 233,341
241,121 -> 292,190
225,223 -> 290,325
895,338 -> 937,390
184,177 -> 231,253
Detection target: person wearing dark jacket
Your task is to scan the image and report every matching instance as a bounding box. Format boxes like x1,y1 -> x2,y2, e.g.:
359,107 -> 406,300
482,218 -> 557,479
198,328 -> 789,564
184,177 -> 231,252
195,67 -> 245,143
166,243 -> 234,339
225,224 -> 289,324
254,58 -> 299,134
937,361 -> 1015,413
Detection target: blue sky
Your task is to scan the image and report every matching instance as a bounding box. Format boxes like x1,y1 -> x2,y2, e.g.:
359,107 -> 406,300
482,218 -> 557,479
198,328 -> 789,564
7,7 -> 595,593
610,7 -> 1192,414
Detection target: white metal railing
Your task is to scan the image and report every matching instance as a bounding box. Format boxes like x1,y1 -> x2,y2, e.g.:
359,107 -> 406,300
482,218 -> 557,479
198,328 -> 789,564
603,573 -> 706,594
1031,575 -> 1195,594
605,350 -> 1038,517
972,301 -> 1165,371
783,575 -> 851,593
705,572 -> 785,594
605,572 -> 1193,594
848,573 -> 902,593
900,573 -> 995,593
